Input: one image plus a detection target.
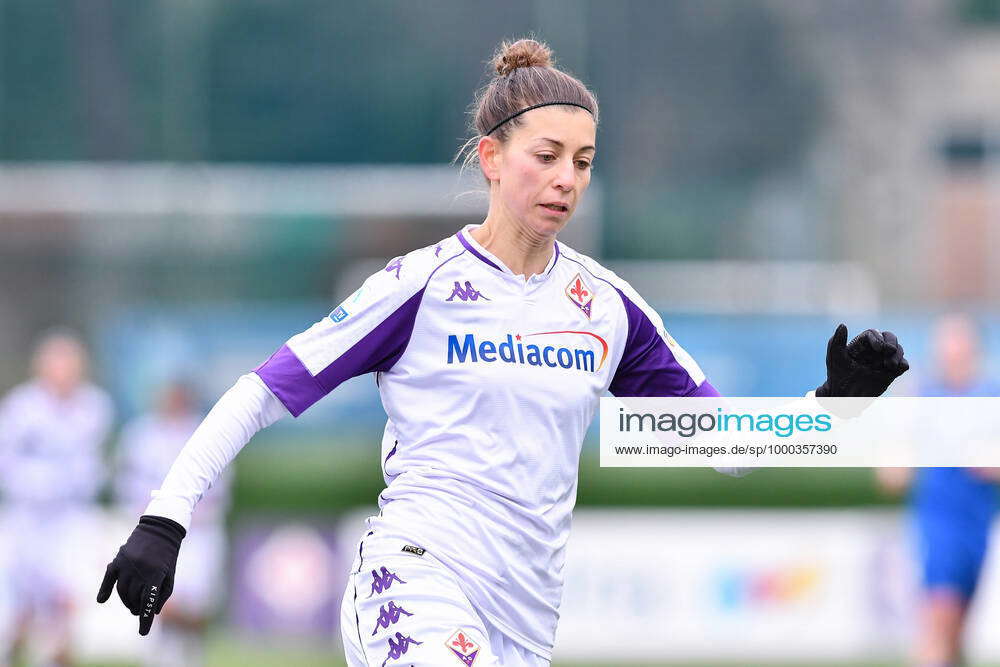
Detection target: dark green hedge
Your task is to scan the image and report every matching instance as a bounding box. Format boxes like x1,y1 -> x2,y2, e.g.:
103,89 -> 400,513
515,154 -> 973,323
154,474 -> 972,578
229,437 -> 901,521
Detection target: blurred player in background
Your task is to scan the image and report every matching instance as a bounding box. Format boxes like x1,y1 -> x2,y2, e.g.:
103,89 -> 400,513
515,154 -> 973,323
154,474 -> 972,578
0,330 -> 113,666
99,38 -> 907,666
114,379 -> 230,667
878,313 -> 999,667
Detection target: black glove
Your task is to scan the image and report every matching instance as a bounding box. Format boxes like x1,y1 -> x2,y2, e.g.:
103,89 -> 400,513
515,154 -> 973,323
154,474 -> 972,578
97,515 -> 186,635
816,324 -> 909,397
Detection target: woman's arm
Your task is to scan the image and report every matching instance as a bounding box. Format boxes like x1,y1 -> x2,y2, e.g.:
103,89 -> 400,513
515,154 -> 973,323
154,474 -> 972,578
97,372 -> 287,635
143,373 -> 288,530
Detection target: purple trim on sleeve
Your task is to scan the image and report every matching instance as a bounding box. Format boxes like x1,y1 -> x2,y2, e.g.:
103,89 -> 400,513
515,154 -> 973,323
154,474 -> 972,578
254,346 -> 324,418
456,230 -> 503,272
608,288 -> 702,397
256,289 -> 425,417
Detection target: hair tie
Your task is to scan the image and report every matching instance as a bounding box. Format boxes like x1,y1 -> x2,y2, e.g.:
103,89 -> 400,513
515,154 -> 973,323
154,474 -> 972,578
486,101 -> 593,136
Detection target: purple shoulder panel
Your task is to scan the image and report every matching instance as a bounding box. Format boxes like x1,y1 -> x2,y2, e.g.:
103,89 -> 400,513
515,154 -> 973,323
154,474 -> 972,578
256,289 -> 425,417
608,288 -> 703,397
254,346 -> 323,418
313,289 -> 425,393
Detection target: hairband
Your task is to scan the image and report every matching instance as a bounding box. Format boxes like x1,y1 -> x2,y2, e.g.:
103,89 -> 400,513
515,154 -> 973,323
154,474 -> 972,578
486,101 -> 594,136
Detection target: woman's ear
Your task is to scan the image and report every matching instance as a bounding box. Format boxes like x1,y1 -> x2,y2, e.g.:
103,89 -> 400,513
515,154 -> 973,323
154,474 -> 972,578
478,136 -> 502,182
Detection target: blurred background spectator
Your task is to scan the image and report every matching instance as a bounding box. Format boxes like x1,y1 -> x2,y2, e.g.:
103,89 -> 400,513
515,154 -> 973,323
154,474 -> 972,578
0,331 -> 113,666
877,314 -> 1000,667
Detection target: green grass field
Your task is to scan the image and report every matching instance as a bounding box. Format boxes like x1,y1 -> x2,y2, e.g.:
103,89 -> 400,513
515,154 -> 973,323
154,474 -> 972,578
199,642 -> 1000,667
199,640 -> 992,667
75,651 -> 958,667
72,635 -> 1000,667
82,649 -> 912,667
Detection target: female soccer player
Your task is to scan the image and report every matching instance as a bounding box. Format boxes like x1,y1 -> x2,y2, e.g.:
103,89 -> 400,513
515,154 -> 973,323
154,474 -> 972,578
98,39 -> 908,666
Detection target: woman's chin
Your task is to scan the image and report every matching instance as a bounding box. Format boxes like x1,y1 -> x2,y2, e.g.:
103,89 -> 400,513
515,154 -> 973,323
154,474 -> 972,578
530,213 -> 569,238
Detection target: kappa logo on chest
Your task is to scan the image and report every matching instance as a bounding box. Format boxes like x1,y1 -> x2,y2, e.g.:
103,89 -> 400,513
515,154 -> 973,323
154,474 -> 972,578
446,280 -> 490,302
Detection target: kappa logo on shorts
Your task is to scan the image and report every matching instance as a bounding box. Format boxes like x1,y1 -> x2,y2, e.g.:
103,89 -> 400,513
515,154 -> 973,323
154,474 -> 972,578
381,632 -> 422,666
371,601 -> 413,636
368,566 -> 406,598
566,273 -> 594,319
446,629 -> 480,666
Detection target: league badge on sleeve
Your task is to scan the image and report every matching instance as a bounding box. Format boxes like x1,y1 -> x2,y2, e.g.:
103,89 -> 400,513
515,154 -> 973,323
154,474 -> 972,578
565,273 -> 594,319
329,284 -> 369,323
446,629 -> 480,666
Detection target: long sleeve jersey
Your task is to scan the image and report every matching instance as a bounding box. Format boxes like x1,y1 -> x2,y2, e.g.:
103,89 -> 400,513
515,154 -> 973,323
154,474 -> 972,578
149,225 -> 717,659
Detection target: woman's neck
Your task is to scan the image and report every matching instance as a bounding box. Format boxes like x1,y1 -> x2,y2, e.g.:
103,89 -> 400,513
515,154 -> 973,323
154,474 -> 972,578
470,217 -> 554,280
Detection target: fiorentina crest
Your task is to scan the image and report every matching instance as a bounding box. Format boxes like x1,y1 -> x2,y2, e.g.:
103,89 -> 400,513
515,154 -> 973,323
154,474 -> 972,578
565,273 -> 594,319
446,629 -> 480,666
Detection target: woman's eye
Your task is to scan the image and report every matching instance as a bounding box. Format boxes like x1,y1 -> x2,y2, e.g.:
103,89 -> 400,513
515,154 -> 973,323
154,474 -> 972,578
538,154 -> 556,162
576,160 -> 592,169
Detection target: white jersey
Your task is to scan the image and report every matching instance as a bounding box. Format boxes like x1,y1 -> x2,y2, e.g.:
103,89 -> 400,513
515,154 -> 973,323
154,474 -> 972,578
255,225 -> 716,658
0,380 -> 113,506
116,413 -> 230,526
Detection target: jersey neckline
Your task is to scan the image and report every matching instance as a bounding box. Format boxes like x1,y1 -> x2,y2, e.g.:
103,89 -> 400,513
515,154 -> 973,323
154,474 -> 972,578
456,224 -> 560,283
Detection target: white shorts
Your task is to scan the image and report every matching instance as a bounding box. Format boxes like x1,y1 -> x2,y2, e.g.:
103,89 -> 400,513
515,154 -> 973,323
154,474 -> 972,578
340,531 -> 550,667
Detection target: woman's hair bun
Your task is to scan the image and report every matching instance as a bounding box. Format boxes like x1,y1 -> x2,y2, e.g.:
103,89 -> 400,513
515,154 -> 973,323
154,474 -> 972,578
493,38 -> 553,76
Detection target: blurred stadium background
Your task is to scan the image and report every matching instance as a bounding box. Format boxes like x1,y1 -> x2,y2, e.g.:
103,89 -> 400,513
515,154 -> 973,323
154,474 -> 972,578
2,0 -> 1000,665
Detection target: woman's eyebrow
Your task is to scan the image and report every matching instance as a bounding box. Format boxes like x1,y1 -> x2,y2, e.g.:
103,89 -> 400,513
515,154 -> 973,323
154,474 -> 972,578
537,137 -> 596,152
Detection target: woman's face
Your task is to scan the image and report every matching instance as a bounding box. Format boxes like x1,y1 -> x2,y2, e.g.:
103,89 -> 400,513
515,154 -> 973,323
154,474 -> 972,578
481,106 -> 596,240
33,336 -> 87,397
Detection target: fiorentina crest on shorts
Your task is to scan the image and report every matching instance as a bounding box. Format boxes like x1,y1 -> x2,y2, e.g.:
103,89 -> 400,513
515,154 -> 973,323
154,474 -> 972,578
446,629 -> 480,666
566,273 -> 594,319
